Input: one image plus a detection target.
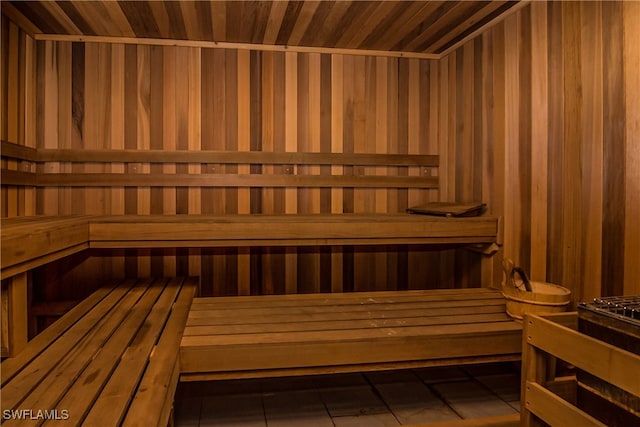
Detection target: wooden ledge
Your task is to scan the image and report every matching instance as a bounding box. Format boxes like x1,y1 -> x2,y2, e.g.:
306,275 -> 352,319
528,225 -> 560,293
89,214 -> 501,248
1,214 -> 502,279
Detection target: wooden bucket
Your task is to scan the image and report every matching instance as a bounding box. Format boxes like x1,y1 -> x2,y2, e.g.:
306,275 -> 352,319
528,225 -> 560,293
501,260 -> 571,320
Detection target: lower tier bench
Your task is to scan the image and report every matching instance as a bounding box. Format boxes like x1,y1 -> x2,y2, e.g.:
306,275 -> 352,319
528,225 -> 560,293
0,277 -> 197,427
179,288 -> 522,381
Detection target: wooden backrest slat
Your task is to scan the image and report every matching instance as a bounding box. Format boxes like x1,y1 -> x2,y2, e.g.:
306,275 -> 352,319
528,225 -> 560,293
79,278 -> 182,426
120,277 -> 197,427
19,146 -> 439,167
35,173 -> 439,189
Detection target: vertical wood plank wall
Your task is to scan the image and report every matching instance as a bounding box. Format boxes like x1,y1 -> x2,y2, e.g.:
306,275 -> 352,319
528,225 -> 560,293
440,1 -> 640,300
1,15 -> 36,218
29,38 -> 461,297
3,0 -> 639,300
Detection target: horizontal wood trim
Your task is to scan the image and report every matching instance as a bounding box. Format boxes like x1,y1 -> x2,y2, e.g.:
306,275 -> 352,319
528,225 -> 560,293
525,381 -> 606,427
1,140 -> 38,162
180,355 -> 523,382
526,314 -> 640,397
33,33 -> 441,60
89,215 -> 499,243
36,173 -> 439,189
31,300 -> 80,317
90,237 -> 496,249
36,149 -> 439,167
0,243 -> 89,281
1,169 -> 37,186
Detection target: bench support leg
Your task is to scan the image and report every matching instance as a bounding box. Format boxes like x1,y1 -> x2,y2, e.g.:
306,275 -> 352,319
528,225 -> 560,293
1,272 -> 29,357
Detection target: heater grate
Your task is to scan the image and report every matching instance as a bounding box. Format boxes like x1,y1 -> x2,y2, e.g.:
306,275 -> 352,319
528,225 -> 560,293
579,296 -> 640,326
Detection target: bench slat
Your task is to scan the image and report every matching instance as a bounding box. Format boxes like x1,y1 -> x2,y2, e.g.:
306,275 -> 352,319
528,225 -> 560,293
186,304 -> 508,326
9,281 -> 152,418
182,321 -> 522,347
188,298 -> 507,318
184,312 -> 514,336
120,277 -> 197,427
50,279 -> 170,425
189,288 -> 504,308
78,278 -> 182,426
1,283 -> 116,386
1,277 -> 197,427
192,288 -> 504,312
2,282 -> 135,410
180,323 -> 521,374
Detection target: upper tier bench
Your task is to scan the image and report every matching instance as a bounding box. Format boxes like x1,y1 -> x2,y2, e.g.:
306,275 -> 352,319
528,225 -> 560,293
1,214 -> 502,279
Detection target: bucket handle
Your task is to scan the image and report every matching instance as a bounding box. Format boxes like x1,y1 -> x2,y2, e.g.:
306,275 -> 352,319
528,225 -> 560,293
502,259 -> 533,292
510,267 -> 533,292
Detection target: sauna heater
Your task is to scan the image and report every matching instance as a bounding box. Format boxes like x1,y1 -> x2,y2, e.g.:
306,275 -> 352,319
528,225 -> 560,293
577,296 -> 640,426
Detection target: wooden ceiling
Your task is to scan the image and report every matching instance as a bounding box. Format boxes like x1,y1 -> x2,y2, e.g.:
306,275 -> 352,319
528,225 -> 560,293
4,1 -> 521,56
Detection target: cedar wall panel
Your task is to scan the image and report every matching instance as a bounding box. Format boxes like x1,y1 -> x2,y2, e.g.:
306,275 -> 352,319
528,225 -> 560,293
1,14 -> 36,218
8,0 -> 638,301
32,41 -> 473,297
440,1 -> 640,300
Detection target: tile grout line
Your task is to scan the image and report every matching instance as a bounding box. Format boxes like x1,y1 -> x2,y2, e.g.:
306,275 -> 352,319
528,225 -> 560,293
362,372 -> 404,426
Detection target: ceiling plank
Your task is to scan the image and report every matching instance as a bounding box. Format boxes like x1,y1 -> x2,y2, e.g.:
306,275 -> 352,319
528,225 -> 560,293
299,0 -> 337,47
249,1 -> 273,44
164,1 -> 188,40
404,1 -> 490,53
287,1 -> 321,46
210,1 -> 226,41
340,1 -> 399,46
7,0 -> 69,34
439,0 -> 531,57
36,1 -> 83,35
6,1 -> 523,57
179,0 -> 204,41
335,1 -> 398,49
428,1 -> 512,54
0,1 -> 45,36
100,0 -> 135,37
307,0 -> 352,47
66,1 -> 117,37
365,1 -> 441,51
117,1 -> 159,38
263,0 -> 288,45
147,1 -> 171,38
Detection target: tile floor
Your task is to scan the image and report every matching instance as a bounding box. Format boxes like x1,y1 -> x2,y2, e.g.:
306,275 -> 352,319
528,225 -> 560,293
175,362 -> 521,426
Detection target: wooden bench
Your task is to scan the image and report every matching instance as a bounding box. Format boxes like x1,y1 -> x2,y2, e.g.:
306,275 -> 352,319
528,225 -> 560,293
180,288 -> 522,381
1,214 -> 502,279
0,277 -> 197,426
1,214 -> 515,389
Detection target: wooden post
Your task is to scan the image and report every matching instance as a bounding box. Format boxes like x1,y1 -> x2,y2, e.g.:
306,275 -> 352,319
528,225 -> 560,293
521,314 -> 554,427
1,272 -> 29,357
